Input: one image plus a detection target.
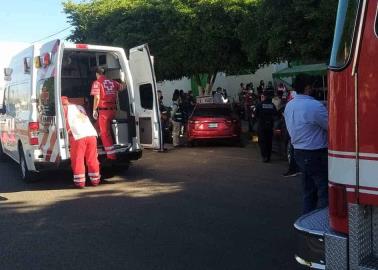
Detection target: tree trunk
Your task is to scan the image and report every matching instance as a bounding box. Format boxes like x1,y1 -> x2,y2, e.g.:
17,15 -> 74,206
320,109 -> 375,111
194,74 -> 205,95
205,72 -> 217,95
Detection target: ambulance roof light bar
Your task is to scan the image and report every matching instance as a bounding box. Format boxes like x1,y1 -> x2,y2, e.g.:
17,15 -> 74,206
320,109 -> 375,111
76,44 -> 88,49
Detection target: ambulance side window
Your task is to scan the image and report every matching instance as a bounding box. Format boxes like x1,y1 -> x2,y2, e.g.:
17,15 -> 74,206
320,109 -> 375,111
6,85 -> 18,117
139,84 -> 153,110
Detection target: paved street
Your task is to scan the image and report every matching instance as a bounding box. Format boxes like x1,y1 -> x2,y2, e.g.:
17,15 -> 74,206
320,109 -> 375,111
0,143 -> 303,270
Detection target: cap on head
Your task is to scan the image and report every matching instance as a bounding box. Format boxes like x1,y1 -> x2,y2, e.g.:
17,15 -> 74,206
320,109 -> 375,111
95,67 -> 105,75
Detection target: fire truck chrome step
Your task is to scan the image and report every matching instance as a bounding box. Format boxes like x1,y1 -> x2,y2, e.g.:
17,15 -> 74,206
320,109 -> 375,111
294,208 -> 328,269
360,256 -> 378,270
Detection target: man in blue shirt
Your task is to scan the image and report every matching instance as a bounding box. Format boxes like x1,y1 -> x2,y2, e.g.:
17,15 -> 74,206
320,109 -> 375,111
284,74 -> 328,214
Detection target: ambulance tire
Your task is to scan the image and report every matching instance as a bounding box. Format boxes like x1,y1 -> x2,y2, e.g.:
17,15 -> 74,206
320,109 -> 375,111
0,140 -> 6,161
101,162 -> 130,179
19,145 -> 36,183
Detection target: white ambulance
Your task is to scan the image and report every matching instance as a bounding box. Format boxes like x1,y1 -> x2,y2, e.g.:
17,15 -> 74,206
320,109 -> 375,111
0,39 -> 162,182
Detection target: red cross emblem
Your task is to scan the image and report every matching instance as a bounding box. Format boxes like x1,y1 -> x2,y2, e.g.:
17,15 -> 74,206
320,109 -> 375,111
103,80 -> 115,94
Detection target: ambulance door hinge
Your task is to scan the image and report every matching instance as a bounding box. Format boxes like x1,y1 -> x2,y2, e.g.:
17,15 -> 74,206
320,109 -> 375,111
59,128 -> 65,140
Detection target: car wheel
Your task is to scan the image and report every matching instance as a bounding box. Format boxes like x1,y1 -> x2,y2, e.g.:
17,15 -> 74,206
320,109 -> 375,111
232,136 -> 244,147
187,140 -> 194,147
19,146 -> 36,183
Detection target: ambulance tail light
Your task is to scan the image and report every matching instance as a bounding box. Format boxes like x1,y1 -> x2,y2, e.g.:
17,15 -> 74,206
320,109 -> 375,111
28,122 -> 39,145
329,183 -> 348,234
76,44 -> 88,49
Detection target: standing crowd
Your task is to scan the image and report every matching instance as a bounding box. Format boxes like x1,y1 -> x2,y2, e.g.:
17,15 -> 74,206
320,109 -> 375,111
238,75 -> 328,214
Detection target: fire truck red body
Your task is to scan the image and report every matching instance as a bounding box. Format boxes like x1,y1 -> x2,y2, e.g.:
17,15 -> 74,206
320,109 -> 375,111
295,0 -> 378,269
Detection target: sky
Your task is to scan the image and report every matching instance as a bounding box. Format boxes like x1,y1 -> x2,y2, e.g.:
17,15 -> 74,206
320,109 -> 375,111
0,0 -> 81,44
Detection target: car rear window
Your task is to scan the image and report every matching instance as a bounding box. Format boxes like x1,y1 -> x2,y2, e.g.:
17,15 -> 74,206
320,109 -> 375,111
192,107 -> 231,117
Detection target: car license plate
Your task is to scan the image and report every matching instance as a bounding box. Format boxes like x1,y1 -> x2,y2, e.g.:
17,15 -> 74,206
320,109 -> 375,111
208,123 -> 218,128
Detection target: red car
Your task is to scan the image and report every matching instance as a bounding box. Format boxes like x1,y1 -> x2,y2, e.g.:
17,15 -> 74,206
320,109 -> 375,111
186,104 -> 242,146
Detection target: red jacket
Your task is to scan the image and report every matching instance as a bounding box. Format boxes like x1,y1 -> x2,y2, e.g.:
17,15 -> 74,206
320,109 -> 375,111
90,75 -> 121,108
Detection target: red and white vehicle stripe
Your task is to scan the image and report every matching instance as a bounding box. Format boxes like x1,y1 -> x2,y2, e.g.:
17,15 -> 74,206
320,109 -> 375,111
329,150 -> 378,198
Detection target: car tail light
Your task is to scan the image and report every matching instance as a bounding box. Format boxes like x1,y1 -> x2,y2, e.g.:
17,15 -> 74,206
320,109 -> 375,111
189,120 -> 199,124
329,183 -> 348,234
28,122 -> 39,145
76,44 -> 88,49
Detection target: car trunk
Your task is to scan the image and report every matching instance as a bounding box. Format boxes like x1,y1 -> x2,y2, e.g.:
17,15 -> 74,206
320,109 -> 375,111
190,116 -> 234,132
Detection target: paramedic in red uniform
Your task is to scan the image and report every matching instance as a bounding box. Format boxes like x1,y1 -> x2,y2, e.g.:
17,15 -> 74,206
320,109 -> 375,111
62,96 -> 100,188
91,67 -> 125,160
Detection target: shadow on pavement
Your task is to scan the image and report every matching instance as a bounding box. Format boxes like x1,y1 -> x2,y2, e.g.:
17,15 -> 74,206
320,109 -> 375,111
0,145 -> 303,270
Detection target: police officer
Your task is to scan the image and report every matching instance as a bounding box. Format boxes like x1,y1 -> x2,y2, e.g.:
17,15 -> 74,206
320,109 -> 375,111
171,90 -> 182,147
91,67 -> 125,160
254,90 -> 277,162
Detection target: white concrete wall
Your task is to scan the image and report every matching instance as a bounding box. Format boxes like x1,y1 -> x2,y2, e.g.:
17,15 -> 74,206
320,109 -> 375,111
157,63 -> 288,106
157,77 -> 191,106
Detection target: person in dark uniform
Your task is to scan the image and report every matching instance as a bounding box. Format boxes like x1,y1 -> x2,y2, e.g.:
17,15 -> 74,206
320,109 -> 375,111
255,90 -> 277,162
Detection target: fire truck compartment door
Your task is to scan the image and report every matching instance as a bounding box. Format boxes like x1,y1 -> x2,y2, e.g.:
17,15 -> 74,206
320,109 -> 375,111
128,44 -> 162,149
36,39 -> 68,162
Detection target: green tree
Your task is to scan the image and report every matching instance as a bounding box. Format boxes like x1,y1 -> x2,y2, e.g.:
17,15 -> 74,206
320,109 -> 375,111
64,0 -> 256,93
239,0 -> 338,66
64,0 -> 339,89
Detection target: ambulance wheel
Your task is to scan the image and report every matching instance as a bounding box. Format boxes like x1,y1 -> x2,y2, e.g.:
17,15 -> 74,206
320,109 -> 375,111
101,162 -> 130,179
0,140 -> 6,161
19,146 -> 36,183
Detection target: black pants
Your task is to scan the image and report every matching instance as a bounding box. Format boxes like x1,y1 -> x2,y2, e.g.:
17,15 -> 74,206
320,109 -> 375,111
288,142 -> 298,172
294,148 -> 328,214
258,128 -> 273,160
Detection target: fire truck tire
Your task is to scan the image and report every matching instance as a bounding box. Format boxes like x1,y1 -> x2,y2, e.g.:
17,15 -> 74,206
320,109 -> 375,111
19,145 -> 36,183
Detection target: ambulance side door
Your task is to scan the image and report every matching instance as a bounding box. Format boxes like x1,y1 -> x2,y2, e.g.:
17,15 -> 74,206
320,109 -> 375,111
36,39 -> 68,163
128,44 -> 162,149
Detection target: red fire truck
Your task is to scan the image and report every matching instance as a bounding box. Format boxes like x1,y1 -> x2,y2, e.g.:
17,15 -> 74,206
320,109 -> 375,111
294,0 -> 378,269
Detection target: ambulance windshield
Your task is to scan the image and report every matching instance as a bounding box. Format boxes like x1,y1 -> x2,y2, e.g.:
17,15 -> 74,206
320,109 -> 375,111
329,0 -> 359,68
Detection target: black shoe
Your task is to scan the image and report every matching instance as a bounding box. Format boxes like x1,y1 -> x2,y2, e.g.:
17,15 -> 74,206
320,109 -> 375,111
283,171 -> 300,177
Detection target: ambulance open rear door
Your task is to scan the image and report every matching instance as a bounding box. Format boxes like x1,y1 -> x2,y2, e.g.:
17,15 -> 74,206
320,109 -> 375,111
36,39 -> 69,163
128,44 -> 162,150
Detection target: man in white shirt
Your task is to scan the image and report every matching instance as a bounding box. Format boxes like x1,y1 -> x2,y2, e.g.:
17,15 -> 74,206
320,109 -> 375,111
284,74 -> 328,214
